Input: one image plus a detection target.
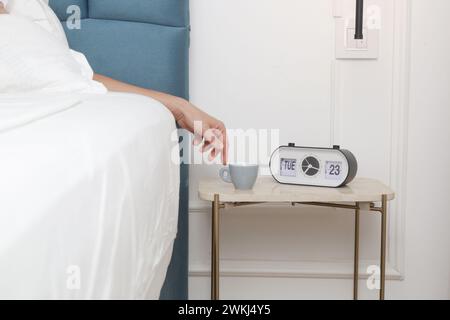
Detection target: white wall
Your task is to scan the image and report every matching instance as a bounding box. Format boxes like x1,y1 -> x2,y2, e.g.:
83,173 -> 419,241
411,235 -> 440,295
188,0 -> 450,299
389,0 -> 450,299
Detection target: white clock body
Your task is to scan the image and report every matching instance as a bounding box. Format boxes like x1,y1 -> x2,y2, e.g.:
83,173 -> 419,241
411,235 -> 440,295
270,145 -> 358,188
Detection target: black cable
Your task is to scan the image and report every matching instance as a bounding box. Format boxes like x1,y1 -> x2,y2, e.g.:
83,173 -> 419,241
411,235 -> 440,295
355,0 -> 364,39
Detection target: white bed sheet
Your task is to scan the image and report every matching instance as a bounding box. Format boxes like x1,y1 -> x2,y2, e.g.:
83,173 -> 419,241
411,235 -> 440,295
0,92 -> 180,299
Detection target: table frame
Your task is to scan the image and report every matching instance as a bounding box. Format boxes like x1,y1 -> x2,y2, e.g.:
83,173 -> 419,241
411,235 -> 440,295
210,194 -> 389,300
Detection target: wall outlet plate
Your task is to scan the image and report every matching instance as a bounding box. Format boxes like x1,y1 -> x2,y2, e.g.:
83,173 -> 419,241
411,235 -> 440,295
335,18 -> 379,60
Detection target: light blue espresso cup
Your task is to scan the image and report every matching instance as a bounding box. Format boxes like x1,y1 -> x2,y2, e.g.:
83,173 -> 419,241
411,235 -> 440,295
219,163 -> 259,190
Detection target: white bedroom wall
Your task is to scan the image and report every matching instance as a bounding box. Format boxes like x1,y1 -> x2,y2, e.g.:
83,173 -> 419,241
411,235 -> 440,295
188,0 -> 450,299
389,0 -> 450,299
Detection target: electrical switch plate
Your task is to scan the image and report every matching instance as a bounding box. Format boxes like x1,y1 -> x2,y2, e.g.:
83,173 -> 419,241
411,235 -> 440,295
335,18 -> 379,60
347,28 -> 368,49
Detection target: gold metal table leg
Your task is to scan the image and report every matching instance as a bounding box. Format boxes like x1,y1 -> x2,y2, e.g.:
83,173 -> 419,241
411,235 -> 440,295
208,198 -> 388,300
379,195 -> 388,300
211,194 -> 220,300
353,202 -> 360,300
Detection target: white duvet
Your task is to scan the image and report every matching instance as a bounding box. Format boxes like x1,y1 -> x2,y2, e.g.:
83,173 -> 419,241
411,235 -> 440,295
0,94 -> 80,133
0,92 -> 180,299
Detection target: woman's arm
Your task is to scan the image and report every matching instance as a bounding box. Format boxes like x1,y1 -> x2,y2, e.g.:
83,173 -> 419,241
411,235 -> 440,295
93,74 -> 228,164
0,4 -> 228,162
0,3 -> 7,14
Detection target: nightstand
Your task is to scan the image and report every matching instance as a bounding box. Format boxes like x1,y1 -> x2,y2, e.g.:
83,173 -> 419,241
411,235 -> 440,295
198,176 -> 395,300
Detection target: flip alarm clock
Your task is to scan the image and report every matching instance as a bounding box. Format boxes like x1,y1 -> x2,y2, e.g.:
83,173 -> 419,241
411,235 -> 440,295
269,144 -> 358,188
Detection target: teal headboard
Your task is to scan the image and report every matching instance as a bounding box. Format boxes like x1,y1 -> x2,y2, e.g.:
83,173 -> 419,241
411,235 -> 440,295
49,0 -> 190,300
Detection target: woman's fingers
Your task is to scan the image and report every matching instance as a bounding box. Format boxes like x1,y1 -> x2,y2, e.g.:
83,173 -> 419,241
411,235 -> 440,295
207,125 -> 228,164
220,127 -> 228,165
193,133 -> 203,146
201,140 -> 212,153
209,148 -> 217,161
191,118 -> 228,164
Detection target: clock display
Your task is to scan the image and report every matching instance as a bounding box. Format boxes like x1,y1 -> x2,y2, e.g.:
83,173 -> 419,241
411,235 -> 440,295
301,156 -> 320,177
280,158 -> 297,177
325,161 -> 343,180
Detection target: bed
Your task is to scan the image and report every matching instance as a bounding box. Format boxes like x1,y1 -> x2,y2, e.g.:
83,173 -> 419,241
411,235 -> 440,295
0,0 -> 190,299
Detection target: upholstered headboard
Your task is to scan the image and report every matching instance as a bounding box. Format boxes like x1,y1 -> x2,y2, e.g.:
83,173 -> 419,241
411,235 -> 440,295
49,0 -> 190,300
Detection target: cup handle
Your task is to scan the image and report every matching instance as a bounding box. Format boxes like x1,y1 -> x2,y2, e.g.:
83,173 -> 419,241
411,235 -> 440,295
219,167 -> 232,183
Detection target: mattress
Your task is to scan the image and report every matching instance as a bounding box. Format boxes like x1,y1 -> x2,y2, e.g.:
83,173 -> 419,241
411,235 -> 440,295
0,92 -> 180,299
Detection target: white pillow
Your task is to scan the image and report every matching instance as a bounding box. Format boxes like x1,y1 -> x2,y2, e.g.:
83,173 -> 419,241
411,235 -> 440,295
6,0 -> 68,46
5,0 -> 102,92
0,15 -> 107,94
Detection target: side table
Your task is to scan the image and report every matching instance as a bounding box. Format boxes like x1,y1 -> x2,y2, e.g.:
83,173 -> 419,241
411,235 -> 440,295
198,176 -> 395,300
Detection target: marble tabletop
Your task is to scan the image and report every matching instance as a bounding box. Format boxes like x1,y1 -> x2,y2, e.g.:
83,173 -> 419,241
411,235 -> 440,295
198,176 -> 395,203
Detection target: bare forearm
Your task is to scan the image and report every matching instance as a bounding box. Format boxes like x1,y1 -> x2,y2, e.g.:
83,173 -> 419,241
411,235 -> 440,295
94,73 -> 228,164
93,73 -> 184,116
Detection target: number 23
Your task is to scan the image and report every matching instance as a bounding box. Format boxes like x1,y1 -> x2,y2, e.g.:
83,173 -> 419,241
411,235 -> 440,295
329,164 -> 341,175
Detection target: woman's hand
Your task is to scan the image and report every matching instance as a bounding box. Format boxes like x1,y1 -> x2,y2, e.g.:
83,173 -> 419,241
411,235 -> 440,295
0,4 -> 7,14
168,98 -> 228,165
93,73 -> 228,164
